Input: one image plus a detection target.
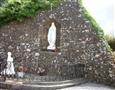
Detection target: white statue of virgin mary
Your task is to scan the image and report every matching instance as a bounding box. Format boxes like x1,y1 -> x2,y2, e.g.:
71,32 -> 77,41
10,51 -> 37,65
6,52 -> 15,75
47,22 -> 56,50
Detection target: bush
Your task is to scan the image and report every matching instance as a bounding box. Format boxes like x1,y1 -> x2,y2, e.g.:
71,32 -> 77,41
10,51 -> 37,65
109,40 -> 115,51
104,35 -> 115,51
112,52 -> 115,64
0,0 -> 61,27
104,35 -> 115,42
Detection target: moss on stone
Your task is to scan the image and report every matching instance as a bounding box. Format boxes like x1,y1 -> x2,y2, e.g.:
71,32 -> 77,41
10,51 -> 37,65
79,0 -> 104,39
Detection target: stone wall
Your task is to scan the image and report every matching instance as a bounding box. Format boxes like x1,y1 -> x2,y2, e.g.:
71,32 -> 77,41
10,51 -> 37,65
0,0 -> 114,86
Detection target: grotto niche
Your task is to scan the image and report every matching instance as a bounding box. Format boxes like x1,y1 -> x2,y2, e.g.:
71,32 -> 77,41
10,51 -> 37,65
41,18 -> 61,52
0,0 -> 114,89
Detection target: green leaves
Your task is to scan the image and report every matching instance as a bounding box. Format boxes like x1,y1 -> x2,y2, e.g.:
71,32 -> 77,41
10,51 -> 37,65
8,0 -> 22,4
0,0 -> 61,27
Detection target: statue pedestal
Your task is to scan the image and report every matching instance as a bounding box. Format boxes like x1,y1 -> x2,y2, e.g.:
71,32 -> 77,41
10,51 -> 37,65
47,45 -> 56,50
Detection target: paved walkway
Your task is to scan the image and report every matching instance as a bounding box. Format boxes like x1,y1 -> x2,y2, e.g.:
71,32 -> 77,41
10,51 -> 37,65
59,83 -> 114,90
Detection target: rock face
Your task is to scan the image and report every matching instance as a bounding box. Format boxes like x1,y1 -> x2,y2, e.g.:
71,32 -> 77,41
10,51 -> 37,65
0,0 -> 114,86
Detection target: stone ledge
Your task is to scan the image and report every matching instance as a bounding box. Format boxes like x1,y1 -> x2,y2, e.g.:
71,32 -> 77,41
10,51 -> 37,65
0,78 -> 87,90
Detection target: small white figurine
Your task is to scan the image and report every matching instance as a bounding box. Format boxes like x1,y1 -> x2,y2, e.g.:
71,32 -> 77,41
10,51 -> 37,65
47,22 -> 56,50
6,52 -> 15,75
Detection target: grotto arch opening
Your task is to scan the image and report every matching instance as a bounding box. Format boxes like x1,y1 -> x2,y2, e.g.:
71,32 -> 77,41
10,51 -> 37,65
40,18 -> 61,52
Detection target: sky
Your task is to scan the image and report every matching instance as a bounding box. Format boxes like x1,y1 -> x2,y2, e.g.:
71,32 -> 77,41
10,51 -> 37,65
82,0 -> 114,37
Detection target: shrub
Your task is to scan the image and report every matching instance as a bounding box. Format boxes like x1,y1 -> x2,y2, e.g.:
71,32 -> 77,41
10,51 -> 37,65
112,52 -> 115,64
109,40 -> 115,51
104,35 -> 115,51
0,0 -> 61,27
104,35 -> 114,42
